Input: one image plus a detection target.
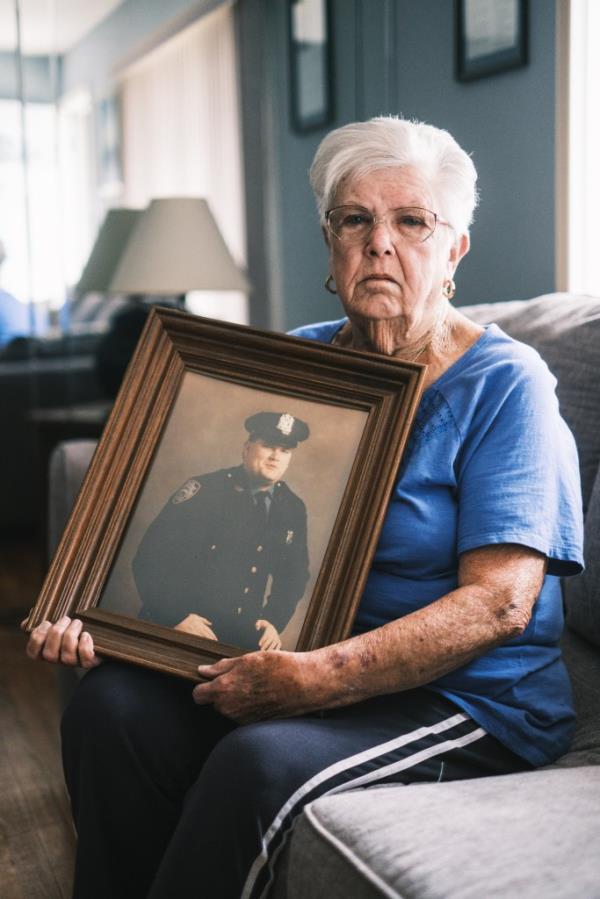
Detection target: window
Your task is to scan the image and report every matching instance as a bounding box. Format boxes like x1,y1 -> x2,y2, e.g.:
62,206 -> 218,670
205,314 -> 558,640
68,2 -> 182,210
558,0 -> 600,295
119,5 -> 248,323
0,101 -> 58,316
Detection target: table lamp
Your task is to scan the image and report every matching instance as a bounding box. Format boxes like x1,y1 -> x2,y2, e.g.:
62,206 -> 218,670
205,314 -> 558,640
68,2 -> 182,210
75,208 -> 142,298
109,197 -> 249,301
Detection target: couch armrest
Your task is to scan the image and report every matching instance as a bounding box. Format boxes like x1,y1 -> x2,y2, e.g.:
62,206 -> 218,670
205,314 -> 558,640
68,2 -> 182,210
276,767 -> 600,899
48,440 -> 98,708
47,439 -> 98,558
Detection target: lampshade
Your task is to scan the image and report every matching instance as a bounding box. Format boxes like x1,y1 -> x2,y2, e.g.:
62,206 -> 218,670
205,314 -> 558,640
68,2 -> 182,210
75,208 -> 142,298
109,197 -> 249,294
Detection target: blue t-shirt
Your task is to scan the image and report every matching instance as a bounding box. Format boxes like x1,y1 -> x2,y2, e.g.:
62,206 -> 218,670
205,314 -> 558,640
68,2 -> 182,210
291,318 -> 584,766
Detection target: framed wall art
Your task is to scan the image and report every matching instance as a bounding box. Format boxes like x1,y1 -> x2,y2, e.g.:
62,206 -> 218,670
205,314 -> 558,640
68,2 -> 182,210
455,0 -> 529,82
26,308 -> 424,680
288,0 -> 334,132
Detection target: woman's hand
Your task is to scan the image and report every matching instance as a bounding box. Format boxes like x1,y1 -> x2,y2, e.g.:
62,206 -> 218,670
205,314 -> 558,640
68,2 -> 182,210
255,619 -> 282,651
175,614 -> 218,640
22,615 -> 102,669
192,651 -> 321,723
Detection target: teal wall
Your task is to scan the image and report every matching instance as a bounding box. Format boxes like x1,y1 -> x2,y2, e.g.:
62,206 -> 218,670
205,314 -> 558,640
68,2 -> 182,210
242,0 -> 557,330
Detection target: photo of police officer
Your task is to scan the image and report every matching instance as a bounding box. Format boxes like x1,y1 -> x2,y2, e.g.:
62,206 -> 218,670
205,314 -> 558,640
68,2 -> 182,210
131,411 -> 310,651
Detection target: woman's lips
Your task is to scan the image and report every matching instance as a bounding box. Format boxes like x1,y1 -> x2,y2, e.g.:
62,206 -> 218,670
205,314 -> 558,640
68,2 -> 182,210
361,274 -> 398,285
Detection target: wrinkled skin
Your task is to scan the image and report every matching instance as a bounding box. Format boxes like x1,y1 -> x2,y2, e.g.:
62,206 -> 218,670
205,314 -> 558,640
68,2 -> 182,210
191,543 -> 546,723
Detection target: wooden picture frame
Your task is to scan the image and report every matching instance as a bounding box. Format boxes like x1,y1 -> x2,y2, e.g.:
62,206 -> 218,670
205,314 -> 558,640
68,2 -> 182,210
26,308 -> 424,681
455,0 -> 528,82
288,0 -> 334,133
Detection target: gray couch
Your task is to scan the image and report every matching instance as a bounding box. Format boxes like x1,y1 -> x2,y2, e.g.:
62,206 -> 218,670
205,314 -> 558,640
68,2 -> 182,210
50,292 -> 600,898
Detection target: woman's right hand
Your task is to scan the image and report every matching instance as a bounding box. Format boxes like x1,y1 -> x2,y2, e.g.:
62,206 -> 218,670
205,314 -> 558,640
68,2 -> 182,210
22,615 -> 102,669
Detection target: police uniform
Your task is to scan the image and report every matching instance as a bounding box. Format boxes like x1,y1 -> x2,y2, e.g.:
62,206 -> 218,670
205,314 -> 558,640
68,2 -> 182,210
132,413 -> 310,650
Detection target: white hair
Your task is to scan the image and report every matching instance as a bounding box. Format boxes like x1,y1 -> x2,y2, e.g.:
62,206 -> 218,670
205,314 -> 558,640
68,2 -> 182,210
309,116 -> 478,236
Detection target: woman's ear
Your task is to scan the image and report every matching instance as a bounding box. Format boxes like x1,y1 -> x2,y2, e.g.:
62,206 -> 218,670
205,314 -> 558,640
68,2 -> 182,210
448,232 -> 470,274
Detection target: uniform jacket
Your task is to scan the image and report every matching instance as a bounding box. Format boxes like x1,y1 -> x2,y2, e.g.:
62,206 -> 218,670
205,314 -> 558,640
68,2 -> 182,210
132,465 -> 310,650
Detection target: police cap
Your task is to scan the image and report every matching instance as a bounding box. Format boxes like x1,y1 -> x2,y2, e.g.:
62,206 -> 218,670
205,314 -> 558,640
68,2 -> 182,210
244,412 -> 310,449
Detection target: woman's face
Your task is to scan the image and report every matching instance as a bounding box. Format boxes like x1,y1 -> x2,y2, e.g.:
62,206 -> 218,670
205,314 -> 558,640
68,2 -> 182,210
327,166 -> 469,335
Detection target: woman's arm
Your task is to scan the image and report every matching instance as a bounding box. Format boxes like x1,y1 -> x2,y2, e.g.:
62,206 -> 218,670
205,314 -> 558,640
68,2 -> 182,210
192,543 -> 547,721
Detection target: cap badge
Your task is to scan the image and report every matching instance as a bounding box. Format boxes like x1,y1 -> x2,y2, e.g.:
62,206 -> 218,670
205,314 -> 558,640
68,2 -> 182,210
277,413 -> 294,436
172,479 -> 201,504
286,530 -> 294,544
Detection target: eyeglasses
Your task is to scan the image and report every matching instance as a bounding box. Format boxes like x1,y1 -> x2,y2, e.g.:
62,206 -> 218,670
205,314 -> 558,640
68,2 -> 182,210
325,205 -> 452,245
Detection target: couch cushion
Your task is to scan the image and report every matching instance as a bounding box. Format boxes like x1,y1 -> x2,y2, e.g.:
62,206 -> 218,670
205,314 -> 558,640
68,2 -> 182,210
563,466 -> 600,650
554,628 -> 600,766
462,293 -> 600,511
283,767 -> 600,899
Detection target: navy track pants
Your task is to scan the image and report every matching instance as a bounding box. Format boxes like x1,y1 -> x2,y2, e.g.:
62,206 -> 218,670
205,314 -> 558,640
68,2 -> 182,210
61,661 -> 529,899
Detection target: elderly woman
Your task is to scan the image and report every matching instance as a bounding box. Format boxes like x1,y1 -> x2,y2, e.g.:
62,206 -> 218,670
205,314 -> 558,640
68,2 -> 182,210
27,117 -> 583,899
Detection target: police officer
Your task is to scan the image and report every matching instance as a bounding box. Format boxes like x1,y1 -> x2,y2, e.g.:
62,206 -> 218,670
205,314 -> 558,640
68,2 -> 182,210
132,412 -> 310,651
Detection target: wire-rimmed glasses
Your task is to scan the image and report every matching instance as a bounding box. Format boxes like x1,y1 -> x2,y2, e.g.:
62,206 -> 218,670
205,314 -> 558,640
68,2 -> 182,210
325,205 -> 452,245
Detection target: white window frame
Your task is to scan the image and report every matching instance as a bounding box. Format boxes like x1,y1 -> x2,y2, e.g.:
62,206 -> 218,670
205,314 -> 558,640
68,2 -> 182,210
556,0 -> 600,296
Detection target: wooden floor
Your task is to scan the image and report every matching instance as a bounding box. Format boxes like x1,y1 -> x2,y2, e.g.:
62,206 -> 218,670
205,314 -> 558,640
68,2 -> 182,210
0,536 -> 75,899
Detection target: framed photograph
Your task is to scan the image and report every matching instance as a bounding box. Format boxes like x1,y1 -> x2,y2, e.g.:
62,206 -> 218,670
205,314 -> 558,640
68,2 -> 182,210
288,0 -> 334,133
455,0 -> 528,82
26,309 -> 424,681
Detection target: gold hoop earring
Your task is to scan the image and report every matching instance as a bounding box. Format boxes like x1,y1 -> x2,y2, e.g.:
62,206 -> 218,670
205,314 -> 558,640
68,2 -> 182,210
443,278 -> 456,300
324,275 -> 337,295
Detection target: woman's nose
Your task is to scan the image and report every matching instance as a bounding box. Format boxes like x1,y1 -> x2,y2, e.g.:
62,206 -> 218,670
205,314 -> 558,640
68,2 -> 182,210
366,220 -> 394,255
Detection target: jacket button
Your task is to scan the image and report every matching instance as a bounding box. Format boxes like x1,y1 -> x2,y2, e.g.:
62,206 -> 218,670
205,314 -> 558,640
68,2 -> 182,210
257,545 -> 263,552
210,544 -> 217,550
250,566 -> 257,573
244,587 -> 250,594
237,607 -> 242,615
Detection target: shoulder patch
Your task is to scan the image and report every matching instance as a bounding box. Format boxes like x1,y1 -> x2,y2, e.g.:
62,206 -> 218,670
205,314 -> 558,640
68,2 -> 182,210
172,479 -> 201,505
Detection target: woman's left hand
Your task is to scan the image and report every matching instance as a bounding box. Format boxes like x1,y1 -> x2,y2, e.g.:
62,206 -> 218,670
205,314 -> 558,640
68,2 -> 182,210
192,651 -> 319,723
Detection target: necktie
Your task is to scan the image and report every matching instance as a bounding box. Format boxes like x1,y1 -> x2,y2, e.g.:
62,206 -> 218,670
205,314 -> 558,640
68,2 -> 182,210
255,491 -> 269,524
